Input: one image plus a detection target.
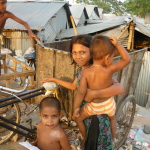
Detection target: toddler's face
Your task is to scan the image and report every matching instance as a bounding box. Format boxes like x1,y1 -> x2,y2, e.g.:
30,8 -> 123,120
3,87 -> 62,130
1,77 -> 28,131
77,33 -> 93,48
105,53 -> 114,66
0,0 -> 7,13
39,106 -> 60,130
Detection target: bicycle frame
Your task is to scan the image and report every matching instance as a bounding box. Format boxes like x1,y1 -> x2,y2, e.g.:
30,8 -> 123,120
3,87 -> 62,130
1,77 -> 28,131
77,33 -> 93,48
0,84 -> 44,141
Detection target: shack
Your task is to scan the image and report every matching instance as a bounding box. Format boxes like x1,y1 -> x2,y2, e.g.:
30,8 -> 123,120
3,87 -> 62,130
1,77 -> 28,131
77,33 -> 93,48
85,4 -> 100,24
3,1 -> 72,54
69,4 -> 88,27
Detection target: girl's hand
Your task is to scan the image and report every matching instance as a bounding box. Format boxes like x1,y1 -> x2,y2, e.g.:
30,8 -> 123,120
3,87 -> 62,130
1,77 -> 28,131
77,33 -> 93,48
74,108 -> 80,117
42,78 -> 54,84
110,36 -> 119,47
84,89 -> 94,102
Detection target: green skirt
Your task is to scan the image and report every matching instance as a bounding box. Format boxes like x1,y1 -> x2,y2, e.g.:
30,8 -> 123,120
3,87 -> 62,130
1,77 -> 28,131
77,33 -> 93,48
82,101 -> 114,150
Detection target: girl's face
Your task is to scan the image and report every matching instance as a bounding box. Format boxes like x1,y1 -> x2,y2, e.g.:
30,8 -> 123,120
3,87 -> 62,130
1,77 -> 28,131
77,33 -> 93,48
72,44 -> 91,68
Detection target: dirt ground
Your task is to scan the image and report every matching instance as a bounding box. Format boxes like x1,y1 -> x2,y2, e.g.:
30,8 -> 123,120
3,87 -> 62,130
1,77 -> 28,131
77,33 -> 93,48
0,80 -> 150,150
0,103 -> 150,150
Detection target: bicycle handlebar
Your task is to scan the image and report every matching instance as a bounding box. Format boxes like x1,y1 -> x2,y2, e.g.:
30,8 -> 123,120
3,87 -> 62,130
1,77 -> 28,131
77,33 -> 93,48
0,77 -> 29,94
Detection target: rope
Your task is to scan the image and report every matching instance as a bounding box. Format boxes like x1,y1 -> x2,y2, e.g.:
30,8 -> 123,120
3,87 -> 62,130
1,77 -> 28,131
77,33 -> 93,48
46,88 -> 59,100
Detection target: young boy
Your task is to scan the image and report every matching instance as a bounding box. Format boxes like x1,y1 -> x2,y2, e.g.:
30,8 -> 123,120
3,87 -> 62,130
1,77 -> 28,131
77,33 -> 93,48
0,0 -> 39,74
0,0 -> 38,40
74,35 -> 130,147
33,97 -> 71,150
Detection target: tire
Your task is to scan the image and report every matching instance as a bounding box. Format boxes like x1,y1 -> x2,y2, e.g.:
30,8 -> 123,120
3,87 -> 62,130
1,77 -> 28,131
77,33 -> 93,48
114,95 -> 136,150
0,103 -> 21,144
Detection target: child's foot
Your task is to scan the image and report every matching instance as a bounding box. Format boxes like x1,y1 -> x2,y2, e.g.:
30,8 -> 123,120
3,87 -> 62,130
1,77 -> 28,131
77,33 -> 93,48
80,137 -> 87,148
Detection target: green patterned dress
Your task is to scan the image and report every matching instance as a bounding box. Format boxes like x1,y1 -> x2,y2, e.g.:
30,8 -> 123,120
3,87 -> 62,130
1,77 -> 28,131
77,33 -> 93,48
76,67 -> 114,150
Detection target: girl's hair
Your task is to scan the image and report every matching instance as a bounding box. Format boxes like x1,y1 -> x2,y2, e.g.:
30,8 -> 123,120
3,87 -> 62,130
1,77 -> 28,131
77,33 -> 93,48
69,34 -> 93,64
39,97 -> 61,112
90,35 -> 116,60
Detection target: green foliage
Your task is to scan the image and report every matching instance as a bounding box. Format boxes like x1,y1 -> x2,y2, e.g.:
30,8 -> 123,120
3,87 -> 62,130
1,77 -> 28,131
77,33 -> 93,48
123,0 -> 150,17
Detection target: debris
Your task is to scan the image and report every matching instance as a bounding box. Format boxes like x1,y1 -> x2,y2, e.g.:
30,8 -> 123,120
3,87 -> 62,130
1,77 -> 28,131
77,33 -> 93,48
144,125 -> 150,134
19,141 -> 40,150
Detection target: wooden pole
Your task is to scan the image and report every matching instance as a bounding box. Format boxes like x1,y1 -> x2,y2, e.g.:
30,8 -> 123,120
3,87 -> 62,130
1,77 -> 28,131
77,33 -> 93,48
117,25 -> 129,40
70,16 -> 78,35
131,23 -> 136,50
127,22 -> 135,50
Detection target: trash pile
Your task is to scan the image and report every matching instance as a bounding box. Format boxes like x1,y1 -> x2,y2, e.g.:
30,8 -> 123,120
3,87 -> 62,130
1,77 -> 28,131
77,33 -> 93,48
60,116 -> 82,150
118,125 -> 150,150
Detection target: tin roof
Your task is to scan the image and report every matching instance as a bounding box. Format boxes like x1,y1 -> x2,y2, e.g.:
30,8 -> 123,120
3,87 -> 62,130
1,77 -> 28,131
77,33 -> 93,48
134,21 -> 150,37
69,5 -> 88,26
4,2 -> 67,31
85,5 -> 99,19
57,18 -> 127,39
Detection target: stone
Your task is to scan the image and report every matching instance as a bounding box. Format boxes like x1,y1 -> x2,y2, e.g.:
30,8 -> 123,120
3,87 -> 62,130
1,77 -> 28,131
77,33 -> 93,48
144,125 -> 150,134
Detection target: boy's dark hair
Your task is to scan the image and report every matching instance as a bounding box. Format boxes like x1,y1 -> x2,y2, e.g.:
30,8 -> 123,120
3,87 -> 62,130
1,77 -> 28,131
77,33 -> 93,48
90,35 -> 116,60
39,97 -> 61,112
69,34 -> 93,64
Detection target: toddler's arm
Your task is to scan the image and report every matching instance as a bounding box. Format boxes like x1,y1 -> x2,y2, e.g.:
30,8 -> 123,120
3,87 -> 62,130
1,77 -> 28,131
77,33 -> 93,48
109,36 -> 130,72
42,77 -> 77,90
84,78 -> 124,102
7,12 -> 39,41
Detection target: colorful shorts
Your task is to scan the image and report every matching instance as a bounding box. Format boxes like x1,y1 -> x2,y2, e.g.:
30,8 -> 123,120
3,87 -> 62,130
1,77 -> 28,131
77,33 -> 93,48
84,97 -> 116,117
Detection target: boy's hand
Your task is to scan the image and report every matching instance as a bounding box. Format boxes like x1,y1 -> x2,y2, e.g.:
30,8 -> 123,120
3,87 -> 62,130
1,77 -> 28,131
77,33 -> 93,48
42,78 -> 54,84
110,36 -> 119,47
74,108 -> 80,117
29,32 -> 39,41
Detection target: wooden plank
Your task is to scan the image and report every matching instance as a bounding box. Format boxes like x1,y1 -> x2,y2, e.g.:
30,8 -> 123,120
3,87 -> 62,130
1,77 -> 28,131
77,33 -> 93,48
0,70 -> 35,80
54,50 -> 75,118
128,49 -> 146,95
12,61 -> 17,71
36,46 -> 55,89
6,55 -> 34,71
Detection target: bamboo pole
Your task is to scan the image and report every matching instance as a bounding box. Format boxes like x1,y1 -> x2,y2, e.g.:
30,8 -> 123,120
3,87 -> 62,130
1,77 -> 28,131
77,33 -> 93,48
127,22 -> 135,50
70,16 -> 78,35
131,23 -> 136,50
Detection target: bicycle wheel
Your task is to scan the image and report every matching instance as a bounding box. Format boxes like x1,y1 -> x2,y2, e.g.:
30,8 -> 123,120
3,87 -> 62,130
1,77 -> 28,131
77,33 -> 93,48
0,103 -> 21,144
114,95 -> 136,150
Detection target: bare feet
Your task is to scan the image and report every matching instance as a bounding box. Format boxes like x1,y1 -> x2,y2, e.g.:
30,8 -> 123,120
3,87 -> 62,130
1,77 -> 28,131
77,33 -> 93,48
80,137 -> 87,148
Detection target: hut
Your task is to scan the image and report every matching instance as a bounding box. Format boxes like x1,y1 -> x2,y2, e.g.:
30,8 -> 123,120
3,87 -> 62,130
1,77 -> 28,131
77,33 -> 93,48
57,17 -> 129,40
3,1 -> 72,54
69,4 -> 88,27
85,5 -> 101,24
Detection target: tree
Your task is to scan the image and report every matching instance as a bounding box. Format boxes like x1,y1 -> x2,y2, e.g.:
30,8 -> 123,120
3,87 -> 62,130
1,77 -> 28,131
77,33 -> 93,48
123,0 -> 150,17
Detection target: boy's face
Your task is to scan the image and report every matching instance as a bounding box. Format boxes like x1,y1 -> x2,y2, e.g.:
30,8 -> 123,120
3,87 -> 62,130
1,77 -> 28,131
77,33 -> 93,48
39,106 -> 60,130
0,0 -> 7,13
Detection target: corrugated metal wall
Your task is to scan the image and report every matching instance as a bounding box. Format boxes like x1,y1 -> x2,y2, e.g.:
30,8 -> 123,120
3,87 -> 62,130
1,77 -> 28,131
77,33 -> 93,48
3,31 -> 32,54
134,51 -> 150,107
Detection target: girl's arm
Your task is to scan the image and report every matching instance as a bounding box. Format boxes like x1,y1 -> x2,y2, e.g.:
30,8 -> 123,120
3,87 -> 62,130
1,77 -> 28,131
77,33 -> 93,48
84,78 -> 124,102
42,77 -> 77,90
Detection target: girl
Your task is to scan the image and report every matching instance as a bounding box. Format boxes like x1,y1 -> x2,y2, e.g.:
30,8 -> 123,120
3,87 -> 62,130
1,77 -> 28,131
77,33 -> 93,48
42,35 -> 124,149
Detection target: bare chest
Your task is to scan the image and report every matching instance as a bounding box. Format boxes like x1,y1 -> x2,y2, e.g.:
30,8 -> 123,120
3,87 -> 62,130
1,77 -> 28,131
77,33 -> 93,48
37,130 -> 61,150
